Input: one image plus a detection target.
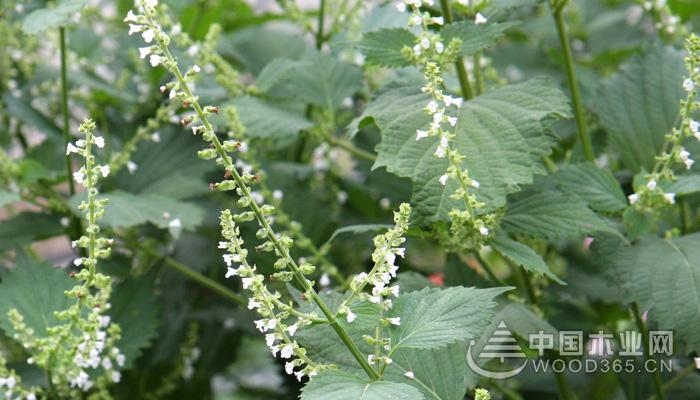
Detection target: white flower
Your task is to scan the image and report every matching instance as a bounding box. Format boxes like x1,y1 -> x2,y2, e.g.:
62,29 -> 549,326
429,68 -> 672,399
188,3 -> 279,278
426,100 -> 438,113
475,12 -> 488,25
149,54 -> 163,67
287,324 -> 298,336
280,344 -> 294,359
248,298 -> 261,310
443,95 -> 463,108
142,29 -> 155,43
690,119 -> 699,134
144,0 -> 158,8
408,14 -> 422,26
646,180 -> 657,190
432,16 -> 444,25
192,64 -> 201,73
439,173 -> 449,186
395,2 -> 406,12
683,78 -> 695,92
368,354 -> 376,365
337,191 -> 348,204
385,252 -> 396,266
66,142 -> 79,155
124,10 -> 138,23
479,226 -> 489,236
98,165 -> 110,177
663,192 -> 675,204
416,129 -> 429,140
241,277 -> 254,289
388,285 -> 400,297
272,190 -> 284,200
265,333 -> 276,347
420,38 -> 430,49
404,371 -> 415,379
388,317 -> 401,325
74,258 -> 84,266
447,116 -> 458,126
471,179 -> 480,188
169,218 -> 182,229
225,266 -> 239,278
127,161 -> 138,174
319,273 -> 330,287
346,309 -> 357,323
223,253 -> 241,266
169,89 -> 177,99
111,371 -> 121,383
435,41 -> 444,53
628,193 -> 639,204
285,362 -> 295,375
412,44 -> 422,56
138,47 -> 152,59
94,136 -> 105,148
128,24 -> 142,35
116,353 -> 126,367
294,371 -> 305,381
73,170 -> 85,184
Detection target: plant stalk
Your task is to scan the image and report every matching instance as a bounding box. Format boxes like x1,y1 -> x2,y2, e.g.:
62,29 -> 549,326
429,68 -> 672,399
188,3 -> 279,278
631,302 -> 666,400
316,0 -> 325,50
439,0 -> 474,100
550,3 -> 594,162
60,27 -> 75,197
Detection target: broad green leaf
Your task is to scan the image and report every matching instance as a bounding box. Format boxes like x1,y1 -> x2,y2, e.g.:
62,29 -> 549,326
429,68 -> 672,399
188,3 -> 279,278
223,338 -> 285,394
0,259 -> 74,337
384,342 -> 474,400
665,174 -> 700,196
441,21 -> 519,56
3,94 -> 62,138
257,52 -> 363,109
491,235 -> 565,284
370,78 -> 571,222
22,0 -> 88,34
389,286 -> 510,350
229,96 -> 312,141
502,190 -> 614,239
221,25 -> 310,75
594,45 -> 685,171
358,28 -> 415,68
324,224 -> 393,246
69,191 -> 204,230
0,213 -> 63,252
552,163 -> 627,213
0,189 -> 19,208
110,277 -> 159,367
301,372 -> 424,400
611,233 -> 700,352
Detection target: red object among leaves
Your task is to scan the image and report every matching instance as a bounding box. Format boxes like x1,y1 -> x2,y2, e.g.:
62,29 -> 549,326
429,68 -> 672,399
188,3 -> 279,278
428,272 -> 445,286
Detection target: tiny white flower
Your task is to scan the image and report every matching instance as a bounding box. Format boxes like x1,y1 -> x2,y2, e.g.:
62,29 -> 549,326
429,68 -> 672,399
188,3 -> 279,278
435,41 -> 444,53
346,309 -> 357,323
683,78 -> 695,92
412,44 -> 422,56
479,226 -> 489,236
94,136 -> 105,148
73,170 -> 85,184
439,173 -> 449,186
192,64 -> 201,73
408,14 -> 422,26
171,23 -> 182,35
225,266 -> 238,278
294,371 -> 305,381
426,100 -> 438,113
98,165 -> 110,177
416,129 -> 429,140
241,277 -> 254,289
74,258 -> 84,266
471,179 -> 480,188
124,10 -> 138,23
388,285 -> 400,297
447,116 -> 458,126
420,37 -> 430,49
432,16 -> 444,25
169,218 -> 182,229
663,192 -> 675,204
66,142 -> 79,155
127,161 -> 138,174
265,333 -> 276,347
475,12 -> 488,25
128,24 -> 142,35
149,54 -> 163,67
690,119 -> 700,134
404,371 -> 415,379
628,193 -> 639,204
388,317 -> 401,325
248,298 -> 261,310
287,324 -> 298,336
280,344 -> 294,359
337,190 -> 348,204
144,0 -> 158,8
395,248 -> 405,257
152,132 -> 161,142
443,95 -> 463,108
169,89 -> 177,99
111,371 -> 121,383
272,190 -> 284,200
646,180 -> 657,190
138,46 -> 152,59
395,2 -> 406,12
142,29 -> 155,43
319,273 -> 330,287
368,354 -> 376,364
285,362 -> 295,375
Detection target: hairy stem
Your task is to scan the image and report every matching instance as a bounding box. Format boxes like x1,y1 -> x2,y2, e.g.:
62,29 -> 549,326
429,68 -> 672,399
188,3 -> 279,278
316,0 -> 325,50
60,28 -> 75,197
550,3 -> 594,162
631,302 -> 666,400
439,0 -> 473,100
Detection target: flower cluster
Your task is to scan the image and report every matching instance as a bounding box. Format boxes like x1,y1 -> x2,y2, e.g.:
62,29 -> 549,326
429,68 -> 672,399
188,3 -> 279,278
639,0 -> 685,39
629,34 -> 700,212
2,119 -> 124,398
397,1 -> 494,249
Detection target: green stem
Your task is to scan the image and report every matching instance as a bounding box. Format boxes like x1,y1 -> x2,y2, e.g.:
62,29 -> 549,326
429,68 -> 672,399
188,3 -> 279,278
138,244 -> 246,306
475,252 -> 507,286
154,30 -> 379,380
550,3 -> 594,162
631,302 -> 666,400
60,27 -> 75,197
473,52 -> 483,95
439,0 -> 474,100
512,262 -> 536,304
553,369 -> 575,400
316,0 -> 325,50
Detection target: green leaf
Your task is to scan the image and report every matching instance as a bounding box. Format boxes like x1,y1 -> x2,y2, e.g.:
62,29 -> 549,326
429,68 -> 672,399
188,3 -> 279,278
3,94 -> 62,138
389,286 -> 510,350
69,191 -> 205,230
301,372 -> 424,400
0,189 -> 19,208
0,259 -> 74,337
109,277 -> 159,367
370,78 -> 571,222
22,0 -> 88,34
611,233 -> 700,352
441,21 -> 518,56
383,342 -> 474,400
492,235 -> 565,284
0,213 -> 63,252
358,28 -> 415,68
594,45 -> 685,171
551,163 -> 627,213
502,190 -> 614,239
256,52 -> 363,109
665,174 -> 700,196
229,96 -> 312,141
